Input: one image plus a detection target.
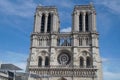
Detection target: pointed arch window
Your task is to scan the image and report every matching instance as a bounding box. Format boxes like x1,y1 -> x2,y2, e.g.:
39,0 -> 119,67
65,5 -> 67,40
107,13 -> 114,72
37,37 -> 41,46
38,56 -> 42,67
86,38 -> 89,46
41,14 -> 45,33
79,38 -> 82,46
85,13 -> 89,31
46,38 -> 50,46
47,13 -> 51,33
79,13 -> 82,31
80,57 -> 84,67
86,57 -> 92,67
45,56 -> 49,67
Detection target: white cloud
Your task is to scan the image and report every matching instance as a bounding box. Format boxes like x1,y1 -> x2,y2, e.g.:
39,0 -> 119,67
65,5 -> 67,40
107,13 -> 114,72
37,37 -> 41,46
59,11 -> 71,21
0,0 -> 37,17
61,27 -> 71,32
102,57 -> 120,80
58,0 -> 73,8
0,51 -> 28,71
104,71 -> 120,80
15,62 -> 27,71
95,0 -> 120,14
41,0 -> 73,8
102,57 -> 109,62
97,12 -> 112,36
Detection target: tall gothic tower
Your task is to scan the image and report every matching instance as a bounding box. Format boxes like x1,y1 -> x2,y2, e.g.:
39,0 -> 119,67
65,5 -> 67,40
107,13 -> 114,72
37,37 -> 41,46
27,3 -> 102,80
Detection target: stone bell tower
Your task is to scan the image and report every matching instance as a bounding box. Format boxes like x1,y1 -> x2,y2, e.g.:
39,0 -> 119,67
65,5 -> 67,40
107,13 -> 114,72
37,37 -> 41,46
27,3 -> 102,80
72,4 -> 102,80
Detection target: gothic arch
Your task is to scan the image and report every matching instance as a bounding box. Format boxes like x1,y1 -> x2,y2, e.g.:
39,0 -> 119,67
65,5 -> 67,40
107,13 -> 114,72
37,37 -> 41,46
58,49 -> 72,57
35,50 -> 49,57
81,50 -> 92,57
40,50 -> 49,56
58,77 -> 67,80
41,50 -> 47,53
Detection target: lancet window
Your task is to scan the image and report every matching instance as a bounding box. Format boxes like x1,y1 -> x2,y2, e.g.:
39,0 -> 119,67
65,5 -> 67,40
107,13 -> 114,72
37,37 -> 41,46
79,38 -> 82,46
41,14 -> 45,33
86,57 -> 92,67
58,37 -> 72,46
80,57 -> 84,67
47,13 -> 51,33
45,56 -> 49,67
86,37 -> 89,46
85,13 -> 89,31
38,56 -> 42,67
38,36 -> 50,47
39,39 -> 42,46
79,13 -> 82,31
46,38 -> 50,46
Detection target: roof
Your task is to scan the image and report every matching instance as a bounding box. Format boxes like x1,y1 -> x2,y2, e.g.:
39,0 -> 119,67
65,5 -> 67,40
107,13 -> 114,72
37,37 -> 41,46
16,72 -> 50,78
0,64 -> 22,70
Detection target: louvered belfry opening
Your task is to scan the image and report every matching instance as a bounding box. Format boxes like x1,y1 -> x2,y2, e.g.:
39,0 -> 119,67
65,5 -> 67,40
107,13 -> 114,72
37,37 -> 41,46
79,13 -> 83,32
47,13 -> 51,33
41,14 -> 45,33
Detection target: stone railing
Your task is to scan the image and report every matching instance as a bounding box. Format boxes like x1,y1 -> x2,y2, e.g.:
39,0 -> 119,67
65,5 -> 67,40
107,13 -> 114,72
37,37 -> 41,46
28,65 -> 97,78
29,65 -> 97,69
29,68 -> 97,77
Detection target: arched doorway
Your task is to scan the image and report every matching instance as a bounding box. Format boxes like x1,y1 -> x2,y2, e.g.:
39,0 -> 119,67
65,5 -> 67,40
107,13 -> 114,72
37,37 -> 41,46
58,77 -> 67,80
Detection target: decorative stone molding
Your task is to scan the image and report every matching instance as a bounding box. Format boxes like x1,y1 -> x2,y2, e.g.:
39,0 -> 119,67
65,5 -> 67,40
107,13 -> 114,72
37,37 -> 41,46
27,4 -> 102,80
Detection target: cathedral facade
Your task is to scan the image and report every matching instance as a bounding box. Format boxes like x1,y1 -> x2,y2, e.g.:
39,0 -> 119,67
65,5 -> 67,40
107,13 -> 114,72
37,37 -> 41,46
27,3 -> 102,80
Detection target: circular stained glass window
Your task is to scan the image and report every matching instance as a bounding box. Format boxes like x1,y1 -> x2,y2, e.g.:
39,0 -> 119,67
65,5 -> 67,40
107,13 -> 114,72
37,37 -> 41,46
58,52 -> 71,65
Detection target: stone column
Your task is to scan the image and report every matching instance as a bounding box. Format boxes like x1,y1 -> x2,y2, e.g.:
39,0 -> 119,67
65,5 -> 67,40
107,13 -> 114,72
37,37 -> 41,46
92,35 -> 95,47
83,37 -> 86,46
42,57 -> 45,66
82,12 -> 86,32
93,12 -> 96,31
73,11 -> 79,32
76,12 -> 79,32
52,13 -> 57,32
88,12 -> 92,31
39,13 -> 42,33
51,35 -> 57,46
34,12 -> 41,32
43,38 -> 46,47
50,13 -> 53,32
73,35 -> 78,46
95,36 -> 99,47
44,13 -> 48,33
32,36 -> 37,47
41,39 -> 43,47
55,13 -> 58,32
84,58 -> 86,68
92,11 -> 96,31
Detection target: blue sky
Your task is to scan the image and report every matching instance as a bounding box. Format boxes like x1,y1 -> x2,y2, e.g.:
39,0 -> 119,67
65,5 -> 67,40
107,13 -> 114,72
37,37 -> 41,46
0,0 -> 120,80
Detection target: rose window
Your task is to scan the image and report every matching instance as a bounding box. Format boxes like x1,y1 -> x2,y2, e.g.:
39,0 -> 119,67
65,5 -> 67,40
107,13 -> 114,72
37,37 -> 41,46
58,52 -> 71,65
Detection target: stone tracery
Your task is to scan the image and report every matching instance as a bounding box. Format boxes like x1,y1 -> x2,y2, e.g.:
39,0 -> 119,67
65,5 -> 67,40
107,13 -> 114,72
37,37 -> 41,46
27,4 -> 102,80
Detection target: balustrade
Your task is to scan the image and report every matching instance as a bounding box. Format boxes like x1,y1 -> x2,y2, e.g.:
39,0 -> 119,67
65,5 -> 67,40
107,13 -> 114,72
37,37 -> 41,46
29,66 -> 97,78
